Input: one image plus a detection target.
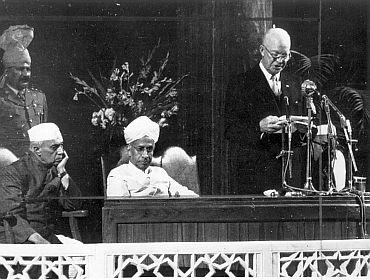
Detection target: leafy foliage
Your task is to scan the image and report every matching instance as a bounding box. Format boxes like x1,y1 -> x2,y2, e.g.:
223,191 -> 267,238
288,50 -> 339,87
328,86 -> 369,132
70,42 -> 187,147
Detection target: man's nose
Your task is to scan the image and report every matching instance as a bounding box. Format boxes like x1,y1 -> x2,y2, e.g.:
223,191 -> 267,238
57,146 -> 64,153
276,57 -> 287,64
141,149 -> 149,157
21,69 -> 30,76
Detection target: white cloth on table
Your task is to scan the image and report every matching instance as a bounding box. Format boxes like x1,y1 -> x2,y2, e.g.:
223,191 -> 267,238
106,161 -> 198,198
56,234 -> 83,244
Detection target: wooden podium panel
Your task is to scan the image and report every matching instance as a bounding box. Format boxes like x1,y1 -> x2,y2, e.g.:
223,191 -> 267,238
102,195 -> 370,243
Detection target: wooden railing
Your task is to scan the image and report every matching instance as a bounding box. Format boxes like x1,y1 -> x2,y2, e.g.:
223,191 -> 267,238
0,239 -> 370,279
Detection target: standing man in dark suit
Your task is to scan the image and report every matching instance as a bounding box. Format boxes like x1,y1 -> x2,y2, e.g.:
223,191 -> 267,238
225,27 -> 306,195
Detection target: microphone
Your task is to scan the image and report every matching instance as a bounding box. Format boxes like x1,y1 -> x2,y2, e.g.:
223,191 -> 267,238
301,80 -> 317,114
284,95 -> 290,117
301,79 -> 318,96
322,94 -> 347,129
284,95 -> 289,107
346,119 -> 352,136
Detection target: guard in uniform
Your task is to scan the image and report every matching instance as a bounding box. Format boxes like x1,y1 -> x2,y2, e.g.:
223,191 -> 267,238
0,25 -> 48,158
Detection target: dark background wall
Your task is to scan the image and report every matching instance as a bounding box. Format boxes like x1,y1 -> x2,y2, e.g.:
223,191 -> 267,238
0,0 -> 368,242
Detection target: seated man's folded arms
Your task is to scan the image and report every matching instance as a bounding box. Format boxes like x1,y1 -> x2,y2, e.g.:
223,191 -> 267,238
107,116 -> 198,198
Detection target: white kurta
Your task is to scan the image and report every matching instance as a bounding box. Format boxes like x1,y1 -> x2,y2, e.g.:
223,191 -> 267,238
106,161 -> 199,198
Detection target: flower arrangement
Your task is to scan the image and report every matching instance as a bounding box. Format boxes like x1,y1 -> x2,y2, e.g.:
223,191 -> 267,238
70,41 -> 187,148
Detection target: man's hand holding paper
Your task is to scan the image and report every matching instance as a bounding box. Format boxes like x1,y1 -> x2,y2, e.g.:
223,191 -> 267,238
259,115 -> 286,133
262,115 -> 309,134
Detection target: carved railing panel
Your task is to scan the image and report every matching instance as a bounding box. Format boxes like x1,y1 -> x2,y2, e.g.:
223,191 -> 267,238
0,254 -> 87,279
0,240 -> 369,278
112,253 -> 258,278
278,250 -> 370,278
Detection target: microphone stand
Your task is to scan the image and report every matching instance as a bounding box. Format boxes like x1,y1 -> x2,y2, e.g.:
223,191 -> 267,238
322,95 -> 358,191
322,96 -> 336,193
303,92 -> 317,192
345,120 -> 358,191
281,96 -> 293,191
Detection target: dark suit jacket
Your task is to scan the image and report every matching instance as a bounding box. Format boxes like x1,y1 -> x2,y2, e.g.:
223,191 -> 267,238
225,64 -> 305,194
0,152 -> 81,243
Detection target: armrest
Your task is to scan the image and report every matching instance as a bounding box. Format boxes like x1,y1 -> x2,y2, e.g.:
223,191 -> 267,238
62,210 -> 89,241
2,214 -> 16,243
62,210 -> 89,218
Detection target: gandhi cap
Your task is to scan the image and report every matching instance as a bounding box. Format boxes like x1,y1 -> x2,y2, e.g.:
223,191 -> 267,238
28,123 -> 63,142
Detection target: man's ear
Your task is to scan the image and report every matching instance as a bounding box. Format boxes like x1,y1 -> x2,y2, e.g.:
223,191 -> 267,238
259,45 -> 264,56
31,146 -> 42,156
126,144 -> 132,158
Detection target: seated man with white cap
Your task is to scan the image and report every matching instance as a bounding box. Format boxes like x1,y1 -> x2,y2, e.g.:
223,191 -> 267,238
107,116 -> 199,198
0,122 -> 82,244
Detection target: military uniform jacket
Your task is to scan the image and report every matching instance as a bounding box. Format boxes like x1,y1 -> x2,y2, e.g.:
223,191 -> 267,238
0,85 -> 48,157
0,153 -> 81,243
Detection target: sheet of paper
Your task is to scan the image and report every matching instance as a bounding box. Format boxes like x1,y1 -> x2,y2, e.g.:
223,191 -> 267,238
278,115 -> 308,123
273,115 -> 308,133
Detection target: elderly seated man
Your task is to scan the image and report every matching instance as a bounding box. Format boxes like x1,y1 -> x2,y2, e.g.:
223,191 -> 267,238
107,116 -> 199,198
0,123 -> 82,244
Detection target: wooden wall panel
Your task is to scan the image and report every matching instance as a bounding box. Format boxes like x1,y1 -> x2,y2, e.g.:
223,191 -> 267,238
113,220 -> 365,243
176,0 -> 272,194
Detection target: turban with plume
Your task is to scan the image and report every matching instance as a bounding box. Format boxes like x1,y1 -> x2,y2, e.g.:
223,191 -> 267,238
0,25 -> 34,68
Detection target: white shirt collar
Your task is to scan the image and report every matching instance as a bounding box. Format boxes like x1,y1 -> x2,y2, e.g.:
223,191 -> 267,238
259,61 -> 280,81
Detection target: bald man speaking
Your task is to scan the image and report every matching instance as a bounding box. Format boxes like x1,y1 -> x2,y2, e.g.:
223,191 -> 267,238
225,27 -> 306,195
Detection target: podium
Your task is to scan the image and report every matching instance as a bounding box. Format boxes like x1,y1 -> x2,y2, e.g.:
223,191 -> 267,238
102,195 -> 370,243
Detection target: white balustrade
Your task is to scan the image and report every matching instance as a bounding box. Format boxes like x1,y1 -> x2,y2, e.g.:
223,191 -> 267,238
0,239 -> 369,279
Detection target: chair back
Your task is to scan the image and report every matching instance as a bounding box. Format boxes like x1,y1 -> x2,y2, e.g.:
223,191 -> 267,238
160,147 -> 200,194
0,148 -> 18,168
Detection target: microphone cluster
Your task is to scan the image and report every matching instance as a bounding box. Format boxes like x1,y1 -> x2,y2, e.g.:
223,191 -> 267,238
299,79 -> 359,194
301,79 -> 349,134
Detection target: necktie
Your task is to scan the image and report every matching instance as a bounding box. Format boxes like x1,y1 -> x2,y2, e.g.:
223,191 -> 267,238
271,75 -> 281,96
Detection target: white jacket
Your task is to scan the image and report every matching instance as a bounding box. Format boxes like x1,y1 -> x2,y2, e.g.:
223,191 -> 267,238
106,161 -> 198,198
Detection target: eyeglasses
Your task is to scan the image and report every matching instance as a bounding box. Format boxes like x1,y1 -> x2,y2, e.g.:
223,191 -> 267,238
12,66 -> 31,72
262,45 -> 291,62
132,145 -> 154,154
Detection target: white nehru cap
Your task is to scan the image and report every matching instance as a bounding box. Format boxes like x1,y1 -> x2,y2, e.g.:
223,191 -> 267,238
124,116 -> 160,144
28,123 -> 63,142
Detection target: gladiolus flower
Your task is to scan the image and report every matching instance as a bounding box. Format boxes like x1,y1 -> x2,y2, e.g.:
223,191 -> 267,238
104,108 -> 116,121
